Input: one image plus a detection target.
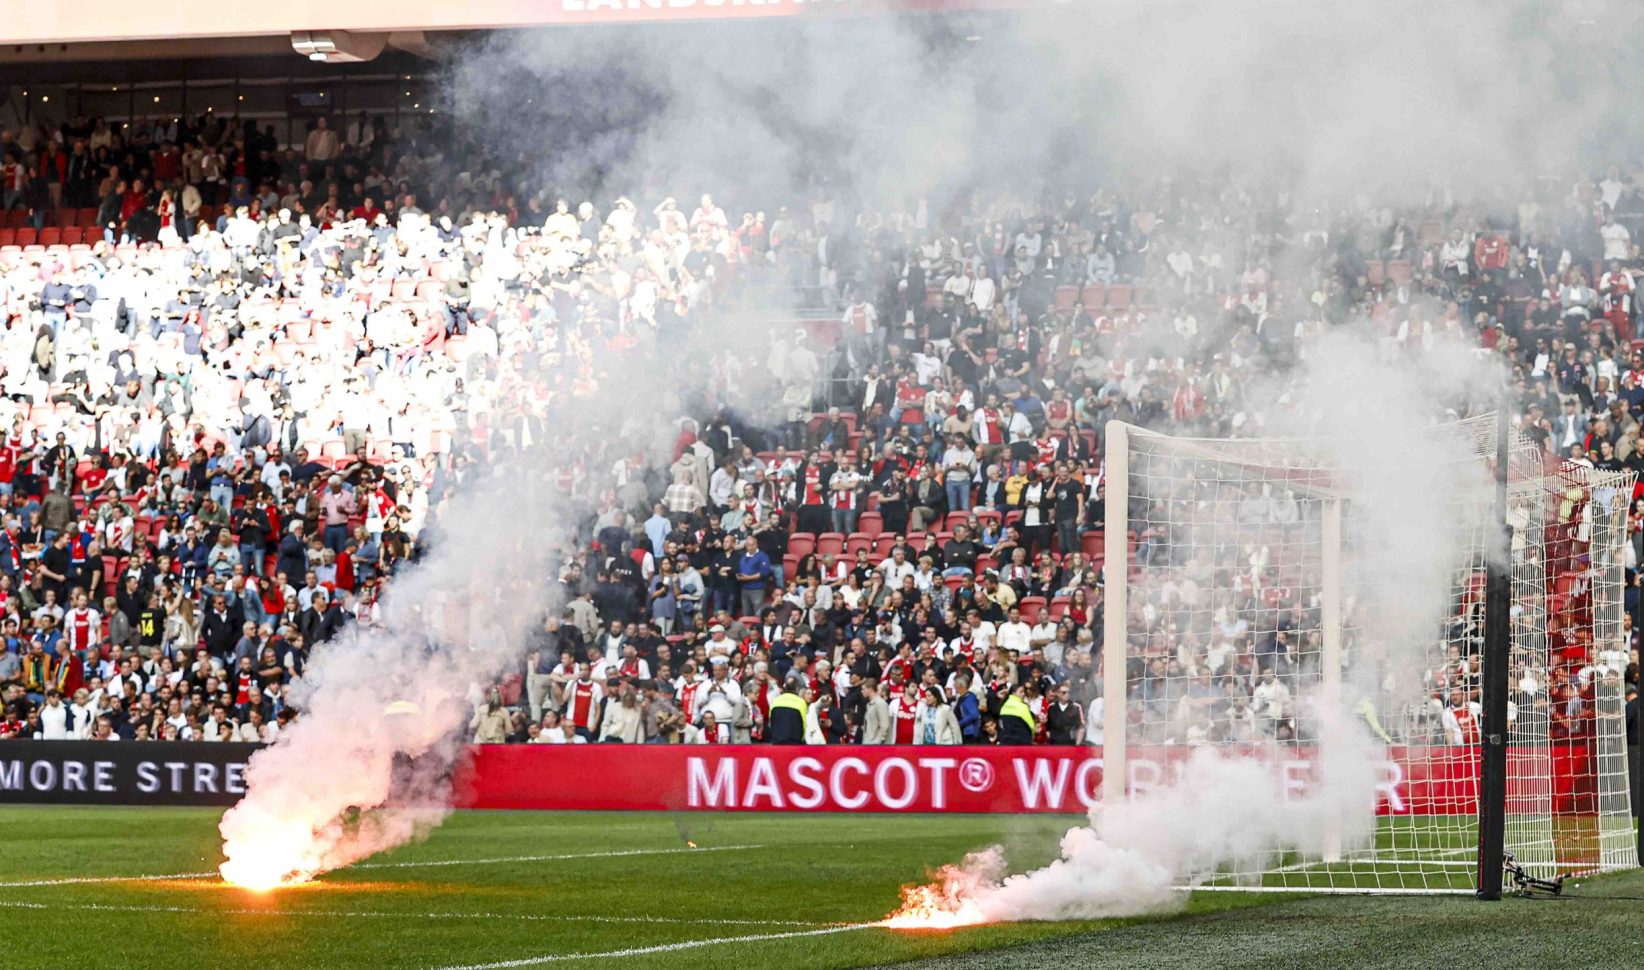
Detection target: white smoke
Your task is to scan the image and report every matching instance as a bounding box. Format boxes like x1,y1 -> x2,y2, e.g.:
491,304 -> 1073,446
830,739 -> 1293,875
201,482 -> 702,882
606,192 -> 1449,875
888,704 -> 1381,925
890,327 -> 1500,923
222,0 -> 1626,889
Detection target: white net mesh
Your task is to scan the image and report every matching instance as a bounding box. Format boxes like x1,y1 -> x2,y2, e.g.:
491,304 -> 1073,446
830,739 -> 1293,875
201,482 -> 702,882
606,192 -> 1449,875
1101,418 -> 1636,893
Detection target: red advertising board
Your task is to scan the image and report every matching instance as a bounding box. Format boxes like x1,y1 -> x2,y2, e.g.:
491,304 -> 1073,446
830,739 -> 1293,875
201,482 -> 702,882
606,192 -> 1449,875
452,744 -> 1597,815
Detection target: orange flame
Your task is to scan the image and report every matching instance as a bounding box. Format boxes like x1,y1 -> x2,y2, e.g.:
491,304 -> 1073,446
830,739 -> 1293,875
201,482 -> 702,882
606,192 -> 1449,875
880,866 -> 993,929
219,816 -> 327,891
220,850 -> 316,892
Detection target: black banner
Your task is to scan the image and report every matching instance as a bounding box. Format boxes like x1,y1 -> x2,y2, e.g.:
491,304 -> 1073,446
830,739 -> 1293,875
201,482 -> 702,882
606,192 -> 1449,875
0,741 -> 264,806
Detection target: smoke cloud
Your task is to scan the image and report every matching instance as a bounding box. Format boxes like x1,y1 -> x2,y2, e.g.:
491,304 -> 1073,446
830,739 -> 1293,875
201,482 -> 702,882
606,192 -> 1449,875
224,0 -> 1631,891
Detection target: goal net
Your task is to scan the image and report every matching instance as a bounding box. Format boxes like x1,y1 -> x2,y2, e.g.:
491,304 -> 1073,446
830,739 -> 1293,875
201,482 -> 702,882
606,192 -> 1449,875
1099,417 -> 1636,893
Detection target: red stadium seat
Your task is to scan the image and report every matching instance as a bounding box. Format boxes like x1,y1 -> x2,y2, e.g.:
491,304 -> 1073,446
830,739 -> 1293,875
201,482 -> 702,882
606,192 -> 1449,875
787,532 -> 816,560
1385,260 -> 1412,284
1054,284 -> 1078,317
1105,284 -> 1132,310
814,532 -> 845,557
1018,596 -> 1047,625
14,228 -> 37,247
1048,596 -> 1072,622
38,228 -> 60,247
857,511 -> 883,536
873,534 -> 899,558
944,510 -> 970,532
845,532 -> 874,557
1081,284 -> 1105,309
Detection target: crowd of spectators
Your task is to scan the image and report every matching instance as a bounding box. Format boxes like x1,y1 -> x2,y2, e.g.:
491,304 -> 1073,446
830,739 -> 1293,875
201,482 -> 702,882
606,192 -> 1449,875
0,110 -> 1637,753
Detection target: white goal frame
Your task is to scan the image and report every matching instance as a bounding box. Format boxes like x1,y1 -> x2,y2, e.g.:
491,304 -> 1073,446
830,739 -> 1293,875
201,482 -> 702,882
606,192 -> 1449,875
1099,419 -> 1637,894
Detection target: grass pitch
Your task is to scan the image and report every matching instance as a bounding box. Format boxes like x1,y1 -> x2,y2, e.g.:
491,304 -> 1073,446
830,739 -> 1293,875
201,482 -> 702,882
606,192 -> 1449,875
0,808 -> 1638,969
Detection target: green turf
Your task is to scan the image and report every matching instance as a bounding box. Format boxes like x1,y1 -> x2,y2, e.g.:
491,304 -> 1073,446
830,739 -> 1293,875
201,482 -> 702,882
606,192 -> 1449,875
0,808 -> 1635,969
887,869 -> 1644,969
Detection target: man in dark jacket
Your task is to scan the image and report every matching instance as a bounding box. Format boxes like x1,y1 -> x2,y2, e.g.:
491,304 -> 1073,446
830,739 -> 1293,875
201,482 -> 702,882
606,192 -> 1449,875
201,593 -> 242,658
275,520 -> 308,583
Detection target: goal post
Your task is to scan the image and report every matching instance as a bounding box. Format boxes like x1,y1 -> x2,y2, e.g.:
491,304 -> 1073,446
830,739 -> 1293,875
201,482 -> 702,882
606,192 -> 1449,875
1097,418 -> 1637,894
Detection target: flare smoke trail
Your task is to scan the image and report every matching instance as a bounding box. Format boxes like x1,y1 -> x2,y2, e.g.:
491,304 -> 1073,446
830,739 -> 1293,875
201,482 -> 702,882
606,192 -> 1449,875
222,0 -> 1644,889
886,327 -> 1501,924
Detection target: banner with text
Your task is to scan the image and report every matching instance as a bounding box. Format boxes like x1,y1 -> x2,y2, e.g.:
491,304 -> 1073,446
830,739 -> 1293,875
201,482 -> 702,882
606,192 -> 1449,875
455,744 -> 1593,814
0,741 -> 262,806
1,741 -> 1592,812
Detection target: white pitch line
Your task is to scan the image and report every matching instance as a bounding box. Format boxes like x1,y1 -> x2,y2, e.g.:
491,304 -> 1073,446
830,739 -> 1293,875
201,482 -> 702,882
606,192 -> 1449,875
0,843 -> 767,888
0,899 -> 824,928
0,872 -> 216,888
354,843 -> 766,870
430,922 -> 885,970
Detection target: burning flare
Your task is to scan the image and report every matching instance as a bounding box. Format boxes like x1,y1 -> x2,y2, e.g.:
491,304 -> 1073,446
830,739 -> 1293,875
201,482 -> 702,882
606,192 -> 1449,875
218,813 -> 329,890
882,864 -> 994,929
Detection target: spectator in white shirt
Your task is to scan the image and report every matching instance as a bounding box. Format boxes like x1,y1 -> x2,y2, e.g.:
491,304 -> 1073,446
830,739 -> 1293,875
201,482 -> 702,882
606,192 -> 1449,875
996,606 -> 1032,656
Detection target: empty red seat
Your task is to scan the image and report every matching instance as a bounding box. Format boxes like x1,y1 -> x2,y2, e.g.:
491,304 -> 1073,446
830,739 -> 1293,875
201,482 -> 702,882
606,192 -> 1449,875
1105,284 -> 1132,310
787,532 -> 816,560
857,511 -> 883,536
814,532 -> 845,557
1081,284 -> 1105,309
14,228 -> 37,247
845,532 -> 874,556
1018,596 -> 1047,625
37,228 -> 60,247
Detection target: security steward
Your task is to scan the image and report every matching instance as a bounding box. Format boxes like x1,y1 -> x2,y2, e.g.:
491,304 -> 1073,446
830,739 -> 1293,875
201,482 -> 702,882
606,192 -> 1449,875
997,684 -> 1038,745
767,677 -> 809,744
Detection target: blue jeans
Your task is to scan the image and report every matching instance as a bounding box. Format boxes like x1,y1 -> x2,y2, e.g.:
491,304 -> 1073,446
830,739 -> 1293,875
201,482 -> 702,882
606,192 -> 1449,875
945,479 -> 972,513
323,523 -> 349,553
239,542 -> 265,575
